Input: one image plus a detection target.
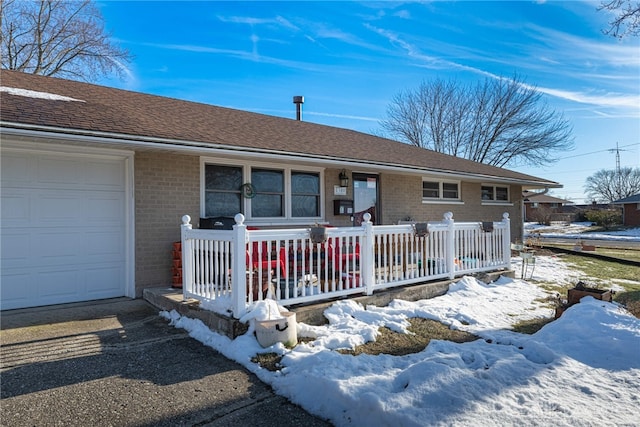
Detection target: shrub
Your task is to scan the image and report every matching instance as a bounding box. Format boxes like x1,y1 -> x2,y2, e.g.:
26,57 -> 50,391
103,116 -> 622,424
584,209 -> 622,230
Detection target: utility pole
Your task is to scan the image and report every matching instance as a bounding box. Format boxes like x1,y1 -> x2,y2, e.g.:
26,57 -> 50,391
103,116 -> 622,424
608,142 -> 630,173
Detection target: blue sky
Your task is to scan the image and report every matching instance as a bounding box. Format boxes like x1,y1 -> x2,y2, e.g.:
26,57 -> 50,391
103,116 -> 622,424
97,1 -> 639,204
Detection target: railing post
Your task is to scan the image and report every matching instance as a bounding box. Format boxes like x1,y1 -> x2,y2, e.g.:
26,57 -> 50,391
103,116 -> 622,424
231,213 -> 248,319
181,215 -> 193,301
502,212 -> 511,270
361,212 -> 375,295
444,212 -> 455,279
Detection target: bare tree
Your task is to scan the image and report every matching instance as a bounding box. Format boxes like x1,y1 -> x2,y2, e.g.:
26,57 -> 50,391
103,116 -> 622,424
585,167 -> 640,203
599,0 -> 640,38
380,76 -> 574,168
1,0 -> 131,81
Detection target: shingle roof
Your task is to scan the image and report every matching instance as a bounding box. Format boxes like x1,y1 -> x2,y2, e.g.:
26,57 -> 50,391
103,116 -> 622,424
522,191 -> 572,204
612,194 -> 640,204
0,70 -> 558,186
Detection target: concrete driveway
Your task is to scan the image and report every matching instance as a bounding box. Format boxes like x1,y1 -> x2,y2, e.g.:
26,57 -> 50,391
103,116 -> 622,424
0,298 -> 331,427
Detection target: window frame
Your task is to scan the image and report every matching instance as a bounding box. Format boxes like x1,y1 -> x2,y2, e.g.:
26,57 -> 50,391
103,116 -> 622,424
421,178 -> 462,204
201,158 -> 324,224
480,183 -> 512,205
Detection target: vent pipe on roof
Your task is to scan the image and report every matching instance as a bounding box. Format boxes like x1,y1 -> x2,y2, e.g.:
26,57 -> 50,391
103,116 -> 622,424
293,95 -> 304,121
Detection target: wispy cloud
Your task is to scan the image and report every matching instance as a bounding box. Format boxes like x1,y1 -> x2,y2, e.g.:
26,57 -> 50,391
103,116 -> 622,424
365,22 -> 639,116
232,108 -> 380,123
138,42 -> 326,73
305,111 -> 380,122
536,86 -> 640,111
216,15 -> 299,32
526,24 -> 640,68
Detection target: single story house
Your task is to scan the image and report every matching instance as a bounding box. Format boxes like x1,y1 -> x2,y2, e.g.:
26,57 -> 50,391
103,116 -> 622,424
522,190 -> 573,223
612,194 -> 640,226
0,70 -> 560,310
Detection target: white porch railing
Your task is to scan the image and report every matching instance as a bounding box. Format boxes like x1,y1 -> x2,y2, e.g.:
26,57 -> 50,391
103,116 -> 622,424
181,212 -> 512,318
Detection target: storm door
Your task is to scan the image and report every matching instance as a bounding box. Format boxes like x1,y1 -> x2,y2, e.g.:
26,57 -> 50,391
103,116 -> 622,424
352,173 -> 379,225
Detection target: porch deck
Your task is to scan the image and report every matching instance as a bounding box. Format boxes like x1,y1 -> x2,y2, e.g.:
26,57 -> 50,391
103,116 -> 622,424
179,211 -> 514,320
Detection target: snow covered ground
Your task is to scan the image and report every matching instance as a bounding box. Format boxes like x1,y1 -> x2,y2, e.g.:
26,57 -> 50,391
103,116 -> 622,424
525,222 -> 640,242
162,225 -> 640,426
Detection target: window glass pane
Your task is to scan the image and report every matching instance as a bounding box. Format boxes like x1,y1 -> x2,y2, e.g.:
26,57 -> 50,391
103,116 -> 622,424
205,192 -> 241,217
442,183 -> 459,199
292,172 -> 319,193
205,165 -> 242,191
423,181 -> 439,198
252,169 -> 283,192
252,194 -> 283,217
292,172 -> 320,217
292,195 -> 319,217
251,168 -> 284,217
205,165 -> 243,217
496,187 -> 509,201
481,186 -> 494,200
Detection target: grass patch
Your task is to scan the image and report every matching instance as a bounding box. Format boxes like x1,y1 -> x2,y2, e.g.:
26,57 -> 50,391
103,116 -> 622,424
511,317 -> 555,334
615,290 -> 640,318
338,318 -> 478,357
561,255 -> 640,285
251,352 -> 281,372
545,244 -> 640,263
251,319 -> 479,370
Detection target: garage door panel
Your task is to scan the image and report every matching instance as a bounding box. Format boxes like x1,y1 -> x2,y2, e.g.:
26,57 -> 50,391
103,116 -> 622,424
0,191 -> 31,226
86,265 -> 126,296
36,230 -> 85,263
37,192 -> 84,223
0,270 -> 35,305
36,268 -> 83,299
37,156 -> 83,186
85,160 -> 125,188
86,230 -> 124,258
86,193 -> 126,224
0,231 -> 30,266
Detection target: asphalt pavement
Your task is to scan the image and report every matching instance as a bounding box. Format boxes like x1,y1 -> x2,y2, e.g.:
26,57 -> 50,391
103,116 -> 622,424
0,298 -> 331,427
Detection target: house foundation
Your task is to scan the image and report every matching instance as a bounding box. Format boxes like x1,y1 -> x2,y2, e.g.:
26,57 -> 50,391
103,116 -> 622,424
143,270 -> 513,339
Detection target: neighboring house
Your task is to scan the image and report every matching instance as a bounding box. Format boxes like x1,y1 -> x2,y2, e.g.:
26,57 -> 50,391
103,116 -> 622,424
522,191 -> 573,223
612,194 -> 640,226
0,70 -> 560,310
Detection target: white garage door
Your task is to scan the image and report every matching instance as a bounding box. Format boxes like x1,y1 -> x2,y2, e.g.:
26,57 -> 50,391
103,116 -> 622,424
1,147 -> 130,310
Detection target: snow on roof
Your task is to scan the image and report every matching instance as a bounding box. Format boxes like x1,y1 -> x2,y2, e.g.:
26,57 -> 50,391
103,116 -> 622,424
0,86 -> 84,102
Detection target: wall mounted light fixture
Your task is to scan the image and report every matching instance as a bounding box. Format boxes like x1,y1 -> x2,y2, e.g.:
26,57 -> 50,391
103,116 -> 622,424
339,169 -> 349,187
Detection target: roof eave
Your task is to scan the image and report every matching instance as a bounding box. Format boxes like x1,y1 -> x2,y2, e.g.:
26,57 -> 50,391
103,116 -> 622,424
0,122 -> 561,189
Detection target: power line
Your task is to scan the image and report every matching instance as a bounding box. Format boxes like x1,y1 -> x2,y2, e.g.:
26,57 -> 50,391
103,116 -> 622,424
555,142 -> 639,161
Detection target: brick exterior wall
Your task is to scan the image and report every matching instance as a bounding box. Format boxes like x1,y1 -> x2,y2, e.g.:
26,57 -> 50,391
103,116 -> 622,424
134,151 -> 200,295
134,161 -> 525,295
623,203 -> 640,226
325,168 -> 355,227
378,174 -> 523,240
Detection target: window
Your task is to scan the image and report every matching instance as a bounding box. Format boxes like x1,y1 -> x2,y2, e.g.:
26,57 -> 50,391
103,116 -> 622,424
204,165 -> 242,217
203,163 -> 322,220
251,168 -> 284,217
481,185 -> 509,202
443,182 -> 459,199
291,171 -> 320,217
422,180 -> 460,201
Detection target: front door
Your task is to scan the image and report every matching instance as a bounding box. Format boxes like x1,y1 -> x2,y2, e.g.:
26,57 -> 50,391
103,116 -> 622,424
352,173 -> 379,225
